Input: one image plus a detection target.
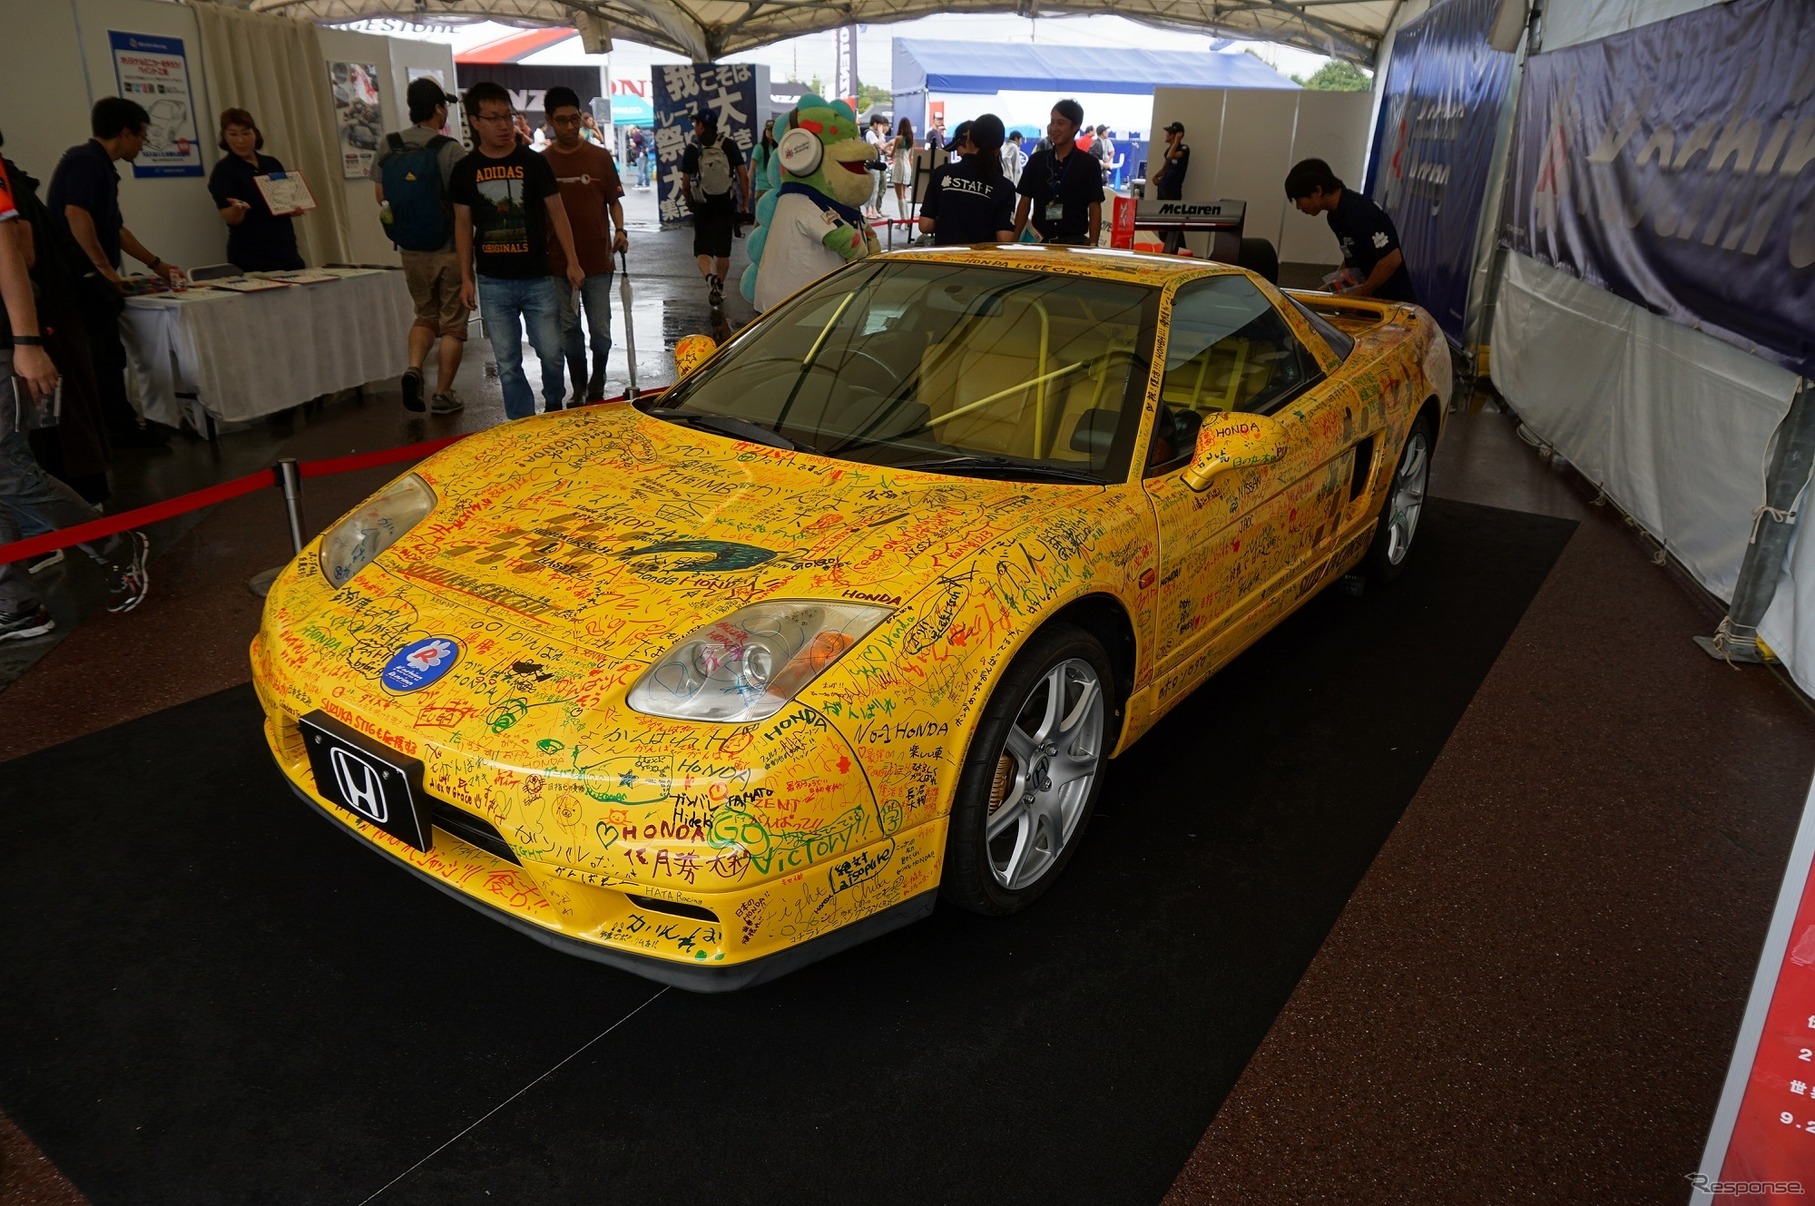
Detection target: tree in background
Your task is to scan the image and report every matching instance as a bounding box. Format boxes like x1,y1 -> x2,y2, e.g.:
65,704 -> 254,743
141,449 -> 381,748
1293,60 -> 1372,91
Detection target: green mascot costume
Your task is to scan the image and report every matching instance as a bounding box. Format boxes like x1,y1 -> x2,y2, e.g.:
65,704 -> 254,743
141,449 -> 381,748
741,95 -> 881,310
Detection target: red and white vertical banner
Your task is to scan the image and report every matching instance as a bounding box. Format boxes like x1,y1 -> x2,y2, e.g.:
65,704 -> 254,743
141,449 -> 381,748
1695,773 -> 1815,1202
1110,195 -> 1136,250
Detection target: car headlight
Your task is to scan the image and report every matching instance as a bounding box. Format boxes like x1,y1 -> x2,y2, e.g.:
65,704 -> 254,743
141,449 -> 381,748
626,601 -> 892,723
318,473 -> 437,588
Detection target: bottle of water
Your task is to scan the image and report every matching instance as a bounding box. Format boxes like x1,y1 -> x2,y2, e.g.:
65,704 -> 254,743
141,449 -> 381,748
380,200 -> 394,226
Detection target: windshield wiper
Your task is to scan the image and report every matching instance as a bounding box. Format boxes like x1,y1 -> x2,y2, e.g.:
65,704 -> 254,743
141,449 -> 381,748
890,455 -> 1103,484
656,411 -> 816,454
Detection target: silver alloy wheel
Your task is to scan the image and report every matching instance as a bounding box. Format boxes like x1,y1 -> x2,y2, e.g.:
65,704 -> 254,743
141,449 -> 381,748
985,657 -> 1106,892
1385,429 -> 1431,566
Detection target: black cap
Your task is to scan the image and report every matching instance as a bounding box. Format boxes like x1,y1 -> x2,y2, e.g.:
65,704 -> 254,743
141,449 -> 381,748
693,110 -> 717,129
945,120 -> 972,151
406,77 -> 455,112
1164,121 -> 1185,134
969,113 -> 1005,151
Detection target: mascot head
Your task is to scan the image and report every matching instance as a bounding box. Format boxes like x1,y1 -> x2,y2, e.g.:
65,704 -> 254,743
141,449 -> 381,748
774,95 -> 875,210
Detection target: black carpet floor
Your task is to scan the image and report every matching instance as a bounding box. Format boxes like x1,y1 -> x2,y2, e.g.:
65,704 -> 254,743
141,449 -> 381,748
0,499 -> 1575,1206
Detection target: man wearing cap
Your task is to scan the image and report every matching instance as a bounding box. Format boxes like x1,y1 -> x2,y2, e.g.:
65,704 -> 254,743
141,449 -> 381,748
1152,121 -> 1190,201
919,114 -> 1016,247
371,77 -> 469,415
681,111 -> 748,308
1012,99 -> 1102,247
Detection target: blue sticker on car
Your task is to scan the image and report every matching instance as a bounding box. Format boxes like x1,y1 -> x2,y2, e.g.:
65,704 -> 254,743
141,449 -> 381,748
381,636 -> 461,693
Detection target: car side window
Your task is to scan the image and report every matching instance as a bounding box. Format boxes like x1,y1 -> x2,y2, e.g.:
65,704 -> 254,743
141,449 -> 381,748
1158,276 -> 1317,421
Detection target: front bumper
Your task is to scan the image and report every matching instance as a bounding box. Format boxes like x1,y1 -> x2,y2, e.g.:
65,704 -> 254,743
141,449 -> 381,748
259,707 -> 944,992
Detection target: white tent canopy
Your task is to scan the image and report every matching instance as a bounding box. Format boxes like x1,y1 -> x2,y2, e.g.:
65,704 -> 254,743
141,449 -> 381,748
224,0 -> 1395,64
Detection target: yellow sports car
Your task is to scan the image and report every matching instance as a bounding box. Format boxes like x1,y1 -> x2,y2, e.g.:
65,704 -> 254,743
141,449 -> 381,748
251,247 -> 1451,990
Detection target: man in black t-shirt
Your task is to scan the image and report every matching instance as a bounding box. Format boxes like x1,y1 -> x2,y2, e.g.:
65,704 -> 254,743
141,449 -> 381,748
1284,157 -> 1418,305
919,114 -> 1016,247
1013,99 -> 1102,246
1152,122 -> 1190,200
450,82 -> 586,420
47,98 -> 184,447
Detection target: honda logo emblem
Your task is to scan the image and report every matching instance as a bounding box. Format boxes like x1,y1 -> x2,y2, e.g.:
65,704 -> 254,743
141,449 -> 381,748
329,747 -> 388,823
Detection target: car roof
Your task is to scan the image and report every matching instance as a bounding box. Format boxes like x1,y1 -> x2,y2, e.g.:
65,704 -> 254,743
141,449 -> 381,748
883,245 -> 1247,287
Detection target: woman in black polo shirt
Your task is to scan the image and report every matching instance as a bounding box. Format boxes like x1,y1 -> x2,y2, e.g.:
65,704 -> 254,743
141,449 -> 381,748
917,114 -> 1016,247
207,108 -> 304,272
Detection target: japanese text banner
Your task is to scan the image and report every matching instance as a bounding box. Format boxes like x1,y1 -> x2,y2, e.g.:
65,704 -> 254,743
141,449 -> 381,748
652,63 -> 759,229
1501,0 -> 1815,378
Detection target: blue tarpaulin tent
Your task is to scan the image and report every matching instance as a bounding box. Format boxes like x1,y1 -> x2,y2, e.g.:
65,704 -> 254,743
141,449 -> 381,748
891,38 -> 1297,98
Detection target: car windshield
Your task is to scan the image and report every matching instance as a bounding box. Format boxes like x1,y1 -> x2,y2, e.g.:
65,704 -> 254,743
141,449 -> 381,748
646,258 -> 1160,482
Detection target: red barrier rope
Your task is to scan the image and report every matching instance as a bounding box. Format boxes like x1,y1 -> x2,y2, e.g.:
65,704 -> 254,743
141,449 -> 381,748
0,431 -> 469,568
0,469 -> 275,567
296,432 -> 468,479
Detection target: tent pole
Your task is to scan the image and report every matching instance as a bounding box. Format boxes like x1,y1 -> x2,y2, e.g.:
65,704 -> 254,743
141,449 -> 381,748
1696,378 -> 1815,665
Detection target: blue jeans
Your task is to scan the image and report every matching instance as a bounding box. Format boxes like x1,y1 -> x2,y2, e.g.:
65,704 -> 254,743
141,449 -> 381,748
477,274 -> 564,420
559,273 -> 614,395
0,396 -> 123,612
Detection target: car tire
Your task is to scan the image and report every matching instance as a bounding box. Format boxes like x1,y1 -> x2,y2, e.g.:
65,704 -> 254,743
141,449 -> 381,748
1363,414 -> 1434,583
941,625 -> 1115,916
1238,237 -> 1280,284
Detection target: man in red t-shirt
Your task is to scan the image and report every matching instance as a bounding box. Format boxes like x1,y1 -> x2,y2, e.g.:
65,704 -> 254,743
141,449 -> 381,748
543,86 -> 628,403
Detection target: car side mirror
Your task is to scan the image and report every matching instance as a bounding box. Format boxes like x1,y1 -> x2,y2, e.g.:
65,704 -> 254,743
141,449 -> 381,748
1182,411 -> 1289,491
674,333 -> 717,379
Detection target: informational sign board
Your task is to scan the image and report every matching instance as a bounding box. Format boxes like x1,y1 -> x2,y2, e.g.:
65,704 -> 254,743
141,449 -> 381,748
329,61 -> 384,178
1694,773 -> 1815,1201
108,31 -> 202,178
651,63 -> 765,229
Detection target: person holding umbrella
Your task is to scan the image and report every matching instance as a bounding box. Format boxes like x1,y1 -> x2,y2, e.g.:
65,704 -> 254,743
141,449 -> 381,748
542,85 -> 627,404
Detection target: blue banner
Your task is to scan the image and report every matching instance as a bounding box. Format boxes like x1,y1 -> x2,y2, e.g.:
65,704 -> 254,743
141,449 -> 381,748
1502,0 -> 1815,378
1365,0 -> 1516,344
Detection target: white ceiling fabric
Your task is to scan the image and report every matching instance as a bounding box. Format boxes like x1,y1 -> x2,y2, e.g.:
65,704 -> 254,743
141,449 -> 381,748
217,0 -> 1399,64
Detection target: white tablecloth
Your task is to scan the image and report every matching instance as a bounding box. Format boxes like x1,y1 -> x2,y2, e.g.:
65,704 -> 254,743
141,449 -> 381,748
122,268 -> 414,430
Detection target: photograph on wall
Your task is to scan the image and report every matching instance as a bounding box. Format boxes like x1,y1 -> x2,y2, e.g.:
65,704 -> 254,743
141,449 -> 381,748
108,31 -> 202,178
330,61 -> 384,178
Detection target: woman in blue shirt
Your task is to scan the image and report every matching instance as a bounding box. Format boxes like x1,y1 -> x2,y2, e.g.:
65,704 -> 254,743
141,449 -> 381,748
207,108 -> 304,272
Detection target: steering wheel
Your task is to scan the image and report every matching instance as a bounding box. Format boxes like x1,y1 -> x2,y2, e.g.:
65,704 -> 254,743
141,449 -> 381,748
820,347 -> 903,395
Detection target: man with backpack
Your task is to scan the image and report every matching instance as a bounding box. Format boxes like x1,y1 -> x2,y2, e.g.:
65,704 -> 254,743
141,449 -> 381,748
371,78 -> 469,415
681,111 -> 748,308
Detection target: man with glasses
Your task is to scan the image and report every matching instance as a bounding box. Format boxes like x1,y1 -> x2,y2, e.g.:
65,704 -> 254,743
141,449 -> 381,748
450,82 -> 586,420
542,86 -> 627,404
47,98 -> 182,447
1011,99 -> 1102,247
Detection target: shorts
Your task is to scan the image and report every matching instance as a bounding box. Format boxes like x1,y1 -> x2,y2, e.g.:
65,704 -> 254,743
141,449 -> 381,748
693,200 -> 735,259
401,248 -> 467,339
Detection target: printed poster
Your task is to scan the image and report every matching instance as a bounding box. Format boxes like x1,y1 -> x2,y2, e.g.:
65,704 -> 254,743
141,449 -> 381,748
108,31 -> 202,178
330,61 -> 385,179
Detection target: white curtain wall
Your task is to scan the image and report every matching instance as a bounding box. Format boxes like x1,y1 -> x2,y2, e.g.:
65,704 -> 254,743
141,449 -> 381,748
1491,252 -> 1800,601
193,4 -> 354,267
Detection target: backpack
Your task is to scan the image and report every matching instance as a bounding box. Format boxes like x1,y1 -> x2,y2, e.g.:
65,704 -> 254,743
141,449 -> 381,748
378,132 -> 455,251
696,138 -> 733,197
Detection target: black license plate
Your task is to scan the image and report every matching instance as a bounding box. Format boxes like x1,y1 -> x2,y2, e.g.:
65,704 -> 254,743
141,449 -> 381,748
298,710 -> 433,852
